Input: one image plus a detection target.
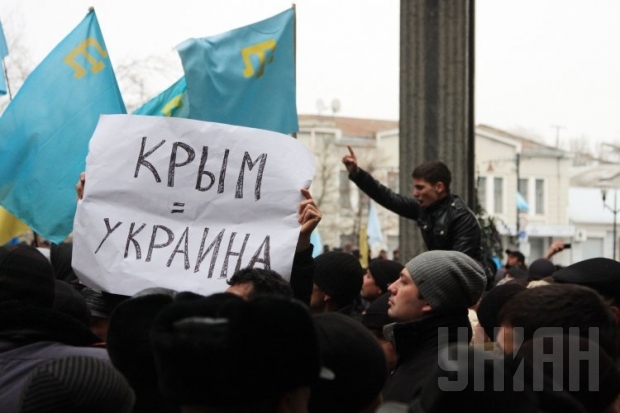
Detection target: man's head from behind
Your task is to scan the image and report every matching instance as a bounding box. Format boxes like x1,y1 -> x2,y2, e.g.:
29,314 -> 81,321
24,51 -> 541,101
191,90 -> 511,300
226,267 -> 293,300
387,251 -> 487,322
497,284 -> 618,360
150,293 -> 320,413
411,161 -> 451,208
0,245 -> 55,308
311,251 -> 363,313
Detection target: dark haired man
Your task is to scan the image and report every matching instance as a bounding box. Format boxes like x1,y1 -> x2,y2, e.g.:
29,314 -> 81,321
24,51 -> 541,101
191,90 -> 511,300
226,268 -> 293,300
342,147 -> 481,261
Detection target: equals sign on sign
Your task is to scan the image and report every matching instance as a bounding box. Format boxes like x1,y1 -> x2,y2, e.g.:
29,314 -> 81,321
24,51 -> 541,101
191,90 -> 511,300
171,202 -> 185,213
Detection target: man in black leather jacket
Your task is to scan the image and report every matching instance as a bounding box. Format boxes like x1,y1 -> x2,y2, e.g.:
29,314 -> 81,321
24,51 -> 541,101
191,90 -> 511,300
342,146 -> 482,262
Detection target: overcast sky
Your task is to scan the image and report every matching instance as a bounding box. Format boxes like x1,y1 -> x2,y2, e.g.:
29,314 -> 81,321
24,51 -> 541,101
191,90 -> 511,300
1,0 -> 619,148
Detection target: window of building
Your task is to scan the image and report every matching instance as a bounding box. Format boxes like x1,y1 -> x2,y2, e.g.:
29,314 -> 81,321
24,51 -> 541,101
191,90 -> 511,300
339,170 -> 351,209
535,179 -> 545,214
494,177 -> 503,214
477,176 -> 487,211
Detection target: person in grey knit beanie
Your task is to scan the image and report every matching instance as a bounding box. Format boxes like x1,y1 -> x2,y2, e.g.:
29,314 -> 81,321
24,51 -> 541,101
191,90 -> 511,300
404,250 -> 487,312
382,250 -> 488,403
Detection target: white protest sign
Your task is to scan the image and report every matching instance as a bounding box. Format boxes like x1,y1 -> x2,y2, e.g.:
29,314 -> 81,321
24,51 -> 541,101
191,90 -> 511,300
72,114 -> 315,296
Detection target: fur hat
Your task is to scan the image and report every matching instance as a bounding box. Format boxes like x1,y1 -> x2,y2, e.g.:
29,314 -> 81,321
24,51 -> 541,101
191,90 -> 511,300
81,288 -> 129,318
151,293 -> 320,407
309,313 -> 388,413
19,356 -> 135,413
107,292 -> 179,413
552,257 -> 620,303
369,260 -> 404,293
314,251 -> 364,306
0,245 -> 55,308
405,251 -> 487,311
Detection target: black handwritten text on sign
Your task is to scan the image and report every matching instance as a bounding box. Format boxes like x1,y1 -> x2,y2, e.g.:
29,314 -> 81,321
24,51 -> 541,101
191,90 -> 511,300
133,137 -> 268,201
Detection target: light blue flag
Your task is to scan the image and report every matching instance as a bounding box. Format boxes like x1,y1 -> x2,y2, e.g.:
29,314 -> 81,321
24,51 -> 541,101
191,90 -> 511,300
516,191 -> 529,212
0,21 -> 8,95
177,8 -> 298,134
367,201 -> 383,246
0,9 -> 126,243
0,21 -> 7,59
310,229 -> 323,258
133,76 -> 189,118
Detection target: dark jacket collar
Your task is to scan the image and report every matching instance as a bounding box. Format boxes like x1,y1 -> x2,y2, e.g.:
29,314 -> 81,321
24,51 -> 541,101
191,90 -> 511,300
424,193 -> 454,215
384,309 -> 472,359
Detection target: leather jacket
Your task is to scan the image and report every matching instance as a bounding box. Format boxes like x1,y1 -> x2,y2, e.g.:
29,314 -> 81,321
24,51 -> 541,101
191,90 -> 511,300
350,168 -> 482,262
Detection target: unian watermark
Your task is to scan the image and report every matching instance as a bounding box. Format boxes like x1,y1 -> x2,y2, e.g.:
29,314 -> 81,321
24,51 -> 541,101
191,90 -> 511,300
436,327 -> 601,391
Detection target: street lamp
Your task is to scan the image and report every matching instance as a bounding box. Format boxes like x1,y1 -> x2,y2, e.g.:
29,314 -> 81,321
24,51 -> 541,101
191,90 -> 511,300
601,188 -> 619,260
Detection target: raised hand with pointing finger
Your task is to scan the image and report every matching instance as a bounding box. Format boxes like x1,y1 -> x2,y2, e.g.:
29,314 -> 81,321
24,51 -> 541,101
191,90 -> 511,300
341,145 -> 359,177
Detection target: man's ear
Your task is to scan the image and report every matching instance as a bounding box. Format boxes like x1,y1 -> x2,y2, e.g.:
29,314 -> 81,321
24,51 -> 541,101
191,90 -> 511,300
422,303 -> 433,313
611,305 -> 620,326
435,181 -> 445,194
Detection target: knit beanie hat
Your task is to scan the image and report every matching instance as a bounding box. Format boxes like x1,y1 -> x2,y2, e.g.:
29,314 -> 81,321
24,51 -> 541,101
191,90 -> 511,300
553,257 -> 620,303
404,251 -> 487,311
309,313 -> 388,413
19,356 -> 135,413
369,260 -> 404,293
0,245 -> 56,308
314,251 -> 364,307
527,258 -> 556,281
151,293 -> 320,407
362,292 -> 394,332
476,283 -> 526,341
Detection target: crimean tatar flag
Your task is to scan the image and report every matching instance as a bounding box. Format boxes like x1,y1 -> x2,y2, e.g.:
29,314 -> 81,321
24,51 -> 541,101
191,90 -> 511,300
0,20 -> 9,96
0,9 -> 126,243
133,77 -> 189,118
177,8 -> 297,134
0,207 -> 28,246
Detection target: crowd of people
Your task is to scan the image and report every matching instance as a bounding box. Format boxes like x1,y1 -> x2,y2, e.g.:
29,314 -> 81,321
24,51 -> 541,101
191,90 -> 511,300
1,155 -> 619,413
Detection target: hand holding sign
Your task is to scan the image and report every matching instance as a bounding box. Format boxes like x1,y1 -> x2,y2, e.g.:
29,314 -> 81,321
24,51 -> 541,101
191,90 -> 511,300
296,188 -> 321,252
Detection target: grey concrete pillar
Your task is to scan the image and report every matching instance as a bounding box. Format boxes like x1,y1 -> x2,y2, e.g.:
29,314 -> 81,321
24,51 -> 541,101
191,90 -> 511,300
399,0 -> 475,261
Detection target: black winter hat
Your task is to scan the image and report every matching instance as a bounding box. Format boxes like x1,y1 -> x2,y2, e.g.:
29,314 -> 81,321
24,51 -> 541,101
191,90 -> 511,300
369,260 -> 404,293
527,258 -> 556,281
476,283 -> 526,341
19,356 -> 135,413
314,251 -> 364,306
552,257 -> 620,303
362,292 -> 393,332
151,293 -> 320,407
0,245 -> 55,308
53,280 -> 91,327
309,312 -> 388,413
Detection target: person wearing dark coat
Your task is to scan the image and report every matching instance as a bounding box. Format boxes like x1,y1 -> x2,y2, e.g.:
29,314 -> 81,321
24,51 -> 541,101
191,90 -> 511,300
342,149 -> 482,262
381,250 -> 486,403
0,245 -> 108,413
